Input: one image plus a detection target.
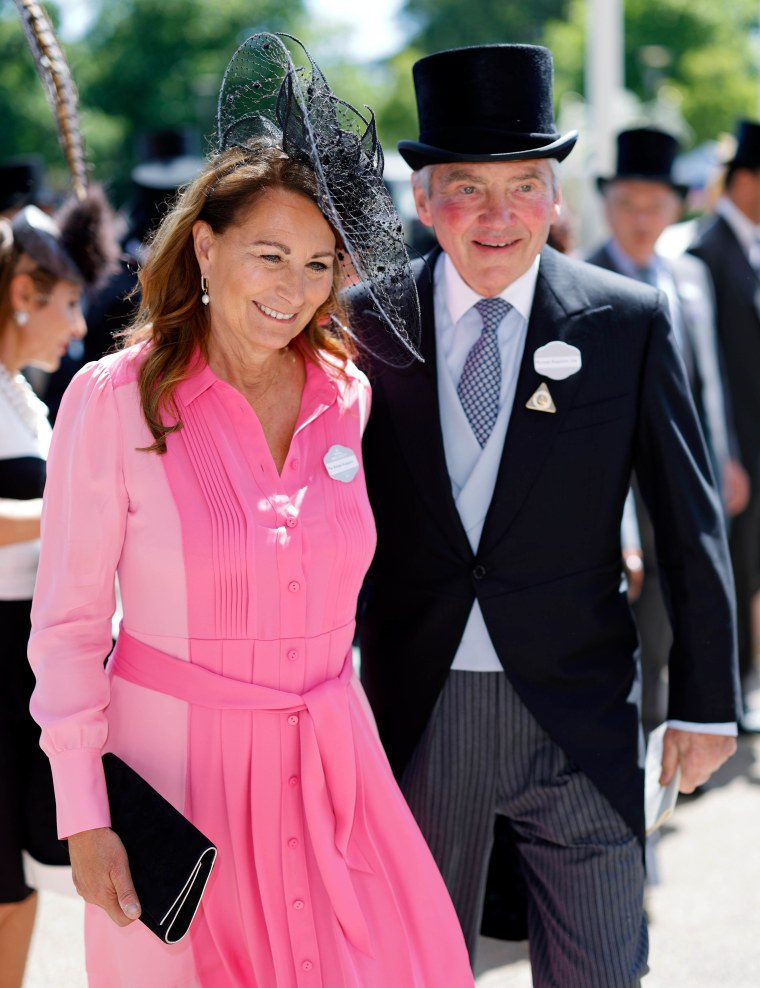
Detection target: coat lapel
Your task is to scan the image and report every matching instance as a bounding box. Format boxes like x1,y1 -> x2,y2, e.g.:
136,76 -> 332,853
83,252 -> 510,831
479,249 -> 607,553
380,249 -> 472,557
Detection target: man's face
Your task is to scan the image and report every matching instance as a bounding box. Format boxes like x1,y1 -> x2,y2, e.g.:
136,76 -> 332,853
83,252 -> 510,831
412,159 -> 561,296
602,179 -> 682,265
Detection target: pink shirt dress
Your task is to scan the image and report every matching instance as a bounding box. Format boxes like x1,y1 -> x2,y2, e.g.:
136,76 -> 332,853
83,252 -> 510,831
29,344 -> 473,987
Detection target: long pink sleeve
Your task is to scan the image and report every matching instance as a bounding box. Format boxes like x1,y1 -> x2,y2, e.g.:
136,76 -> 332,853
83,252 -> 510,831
29,359 -> 128,838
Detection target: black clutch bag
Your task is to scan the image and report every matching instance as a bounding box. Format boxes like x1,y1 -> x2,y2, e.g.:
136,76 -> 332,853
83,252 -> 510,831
102,752 -> 217,943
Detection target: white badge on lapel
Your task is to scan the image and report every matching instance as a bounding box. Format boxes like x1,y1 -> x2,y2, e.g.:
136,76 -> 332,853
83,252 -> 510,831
533,340 -> 582,380
526,382 -> 556,413
323,444 -> 360,483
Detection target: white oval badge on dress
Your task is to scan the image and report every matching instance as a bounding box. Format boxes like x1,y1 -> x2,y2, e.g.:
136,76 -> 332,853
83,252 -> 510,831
533,341 -> 582,381
323,444 -> 360,483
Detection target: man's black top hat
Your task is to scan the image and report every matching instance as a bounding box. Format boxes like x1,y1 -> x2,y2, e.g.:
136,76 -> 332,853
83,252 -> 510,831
727,119 -> 760,169
0,155 -> 52,214
596,128 -> 688,198
398,44 -> 577,170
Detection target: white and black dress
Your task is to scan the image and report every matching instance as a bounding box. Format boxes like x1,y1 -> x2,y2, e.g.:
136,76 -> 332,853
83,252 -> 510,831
0,367 -> 68,904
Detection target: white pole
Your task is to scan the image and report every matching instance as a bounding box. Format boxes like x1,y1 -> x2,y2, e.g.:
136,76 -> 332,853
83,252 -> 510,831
586,0 -> 625,174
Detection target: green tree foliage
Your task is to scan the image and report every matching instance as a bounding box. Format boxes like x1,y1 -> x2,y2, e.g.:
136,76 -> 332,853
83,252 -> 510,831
403,0 -> 569,51
544,0 -> 760,145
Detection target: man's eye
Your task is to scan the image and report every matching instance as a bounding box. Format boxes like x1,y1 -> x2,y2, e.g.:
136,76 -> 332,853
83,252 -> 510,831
460,186 -> 476,195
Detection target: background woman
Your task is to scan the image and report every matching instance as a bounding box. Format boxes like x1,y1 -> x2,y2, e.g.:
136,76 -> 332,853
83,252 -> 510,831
0,190 -> 117,988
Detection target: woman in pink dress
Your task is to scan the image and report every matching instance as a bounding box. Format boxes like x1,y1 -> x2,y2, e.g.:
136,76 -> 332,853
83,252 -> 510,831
28,33 -> 473,988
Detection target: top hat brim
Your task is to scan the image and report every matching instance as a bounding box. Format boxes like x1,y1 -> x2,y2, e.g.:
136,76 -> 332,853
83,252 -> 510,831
596,173 -> 689,199
398,130 -> 578,171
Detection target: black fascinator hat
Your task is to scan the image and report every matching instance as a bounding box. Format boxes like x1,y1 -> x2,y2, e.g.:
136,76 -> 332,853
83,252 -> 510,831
217,32 -> 421,368
11,185 -> 121,290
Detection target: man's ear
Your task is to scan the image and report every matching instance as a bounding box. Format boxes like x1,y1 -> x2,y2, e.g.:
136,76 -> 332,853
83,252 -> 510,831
412,181 -> 434,228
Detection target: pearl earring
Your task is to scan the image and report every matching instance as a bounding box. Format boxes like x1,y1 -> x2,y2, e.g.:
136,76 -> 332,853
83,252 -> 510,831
201,275 -> 210,306
14,311 -> 29,326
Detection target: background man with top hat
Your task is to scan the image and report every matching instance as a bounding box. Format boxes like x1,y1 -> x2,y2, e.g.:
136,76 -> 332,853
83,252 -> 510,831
355,43 -> 741,985
587,126 -> 748,732
690,119 -> 760,732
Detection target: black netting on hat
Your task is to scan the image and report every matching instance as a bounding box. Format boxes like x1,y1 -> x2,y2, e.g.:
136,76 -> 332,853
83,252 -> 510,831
217,32 -> 421,368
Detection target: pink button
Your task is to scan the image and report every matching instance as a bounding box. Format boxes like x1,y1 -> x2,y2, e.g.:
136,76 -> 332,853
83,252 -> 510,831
293,899 -> 305,911
287,649 -> 298,662
290,459 -> 299,470
302,961 -> 313,972
287,714 -> 299,726
288,581 -> 300,593
288,837 -> 298,849
286,517 -> 298,528
288,775 -> 299,787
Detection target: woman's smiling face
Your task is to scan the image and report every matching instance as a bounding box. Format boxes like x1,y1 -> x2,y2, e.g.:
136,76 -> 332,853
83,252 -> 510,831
193,186 -> 336,358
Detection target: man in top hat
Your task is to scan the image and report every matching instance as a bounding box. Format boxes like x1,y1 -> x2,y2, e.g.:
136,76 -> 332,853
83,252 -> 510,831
355,44 -> 740,985
0,155 -> 53,217
690,119 -> 760,731
587,127 -> 748,731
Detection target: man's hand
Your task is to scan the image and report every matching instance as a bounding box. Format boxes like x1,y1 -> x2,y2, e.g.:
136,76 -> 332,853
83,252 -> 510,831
68,827 -> 141,927
723,458 -> 750,518
660,728 -> 737,794
623,548 -> 644,603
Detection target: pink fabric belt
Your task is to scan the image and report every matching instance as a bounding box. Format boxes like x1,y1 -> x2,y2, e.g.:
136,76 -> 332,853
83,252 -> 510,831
109,630 -> 373,956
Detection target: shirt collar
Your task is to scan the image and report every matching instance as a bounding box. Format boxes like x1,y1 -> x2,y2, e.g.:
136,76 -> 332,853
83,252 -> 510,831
606,238 -> 661,279
175,345 -> 338,413
443,253 -> 540,325
716,195 -> 759,254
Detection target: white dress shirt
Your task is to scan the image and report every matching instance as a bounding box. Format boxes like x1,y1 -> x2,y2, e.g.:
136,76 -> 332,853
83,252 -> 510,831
435,252 -> 537,671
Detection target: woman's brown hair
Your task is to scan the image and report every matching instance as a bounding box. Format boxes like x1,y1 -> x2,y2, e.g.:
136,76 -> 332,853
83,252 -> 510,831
123,137 -> 355,454
0,221 -> 60,333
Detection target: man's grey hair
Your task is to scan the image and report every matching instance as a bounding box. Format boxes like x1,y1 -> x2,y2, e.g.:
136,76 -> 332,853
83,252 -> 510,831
411,158 -> 561,198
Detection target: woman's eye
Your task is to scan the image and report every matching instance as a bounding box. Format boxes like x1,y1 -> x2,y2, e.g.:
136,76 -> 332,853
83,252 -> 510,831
308,261 -> 329,272
260,254 -> 281,263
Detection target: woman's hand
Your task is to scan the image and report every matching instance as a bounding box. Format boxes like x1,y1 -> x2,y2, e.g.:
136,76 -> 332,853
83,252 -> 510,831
68,827 -> 141,927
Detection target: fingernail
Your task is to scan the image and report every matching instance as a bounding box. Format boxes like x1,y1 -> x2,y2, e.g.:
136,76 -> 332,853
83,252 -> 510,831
123,902 -> 140,918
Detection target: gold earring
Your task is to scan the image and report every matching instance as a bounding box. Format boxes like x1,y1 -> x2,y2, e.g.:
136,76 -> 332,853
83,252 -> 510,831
201,275 -> 210,306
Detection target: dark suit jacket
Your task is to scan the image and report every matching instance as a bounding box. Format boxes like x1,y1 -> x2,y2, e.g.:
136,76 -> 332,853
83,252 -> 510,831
357,245 -> 740,851
690,215 -> 760,481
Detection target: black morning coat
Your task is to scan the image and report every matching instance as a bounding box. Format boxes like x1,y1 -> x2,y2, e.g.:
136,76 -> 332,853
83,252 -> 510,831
356,244 -> 742,932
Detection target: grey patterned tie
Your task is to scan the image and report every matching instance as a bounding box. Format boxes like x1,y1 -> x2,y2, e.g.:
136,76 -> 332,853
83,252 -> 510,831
457,297 -> 512,448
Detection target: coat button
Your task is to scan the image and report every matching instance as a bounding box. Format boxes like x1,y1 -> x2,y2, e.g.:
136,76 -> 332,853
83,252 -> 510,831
288,837 -> 298,849
287,714 -> 299,726
286,517 -> 298,528
472,564 -> 487,580
288,775 -> 299,787
302,960 -> 313,972
290,459 -> 299,470
293,899 -> 305,911
287,649 -> 298,661
288,581 -> 300,593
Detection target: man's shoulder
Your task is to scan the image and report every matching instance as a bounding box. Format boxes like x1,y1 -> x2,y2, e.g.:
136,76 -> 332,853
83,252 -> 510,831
540,246 -> 657,308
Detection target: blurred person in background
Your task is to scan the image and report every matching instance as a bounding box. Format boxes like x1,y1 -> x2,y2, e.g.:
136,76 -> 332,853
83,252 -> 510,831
690,119 -> 760,731
0,187 -> 117,988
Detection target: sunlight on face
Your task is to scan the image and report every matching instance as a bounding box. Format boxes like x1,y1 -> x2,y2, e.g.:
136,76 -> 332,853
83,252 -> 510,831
412,159 -> 561,296
194,188 -> 337,360
23,279 -> 86,372
603,180 -> 682,265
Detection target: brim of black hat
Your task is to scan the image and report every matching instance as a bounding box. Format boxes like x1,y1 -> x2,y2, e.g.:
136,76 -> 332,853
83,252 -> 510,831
131,156 -> 206,191
397,131 -> 578,171
596,174 -> 689,199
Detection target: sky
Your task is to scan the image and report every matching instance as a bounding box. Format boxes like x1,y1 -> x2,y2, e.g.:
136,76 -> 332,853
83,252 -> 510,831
55,0 -> 407,61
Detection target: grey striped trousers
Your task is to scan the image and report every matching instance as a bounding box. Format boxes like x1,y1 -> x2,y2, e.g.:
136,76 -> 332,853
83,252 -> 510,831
401,671 -> 648,987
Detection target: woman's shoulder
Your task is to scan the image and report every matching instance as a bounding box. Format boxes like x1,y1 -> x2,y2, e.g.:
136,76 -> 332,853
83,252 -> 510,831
74,340 -> 150,393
